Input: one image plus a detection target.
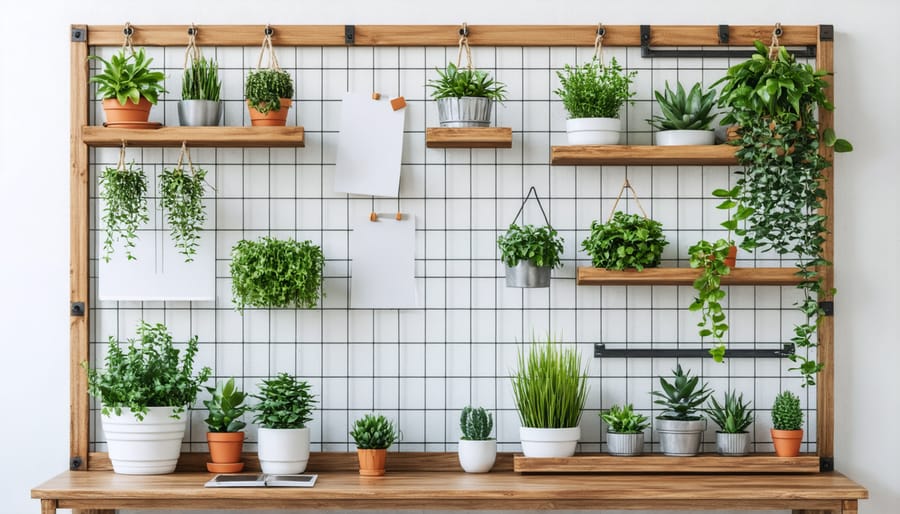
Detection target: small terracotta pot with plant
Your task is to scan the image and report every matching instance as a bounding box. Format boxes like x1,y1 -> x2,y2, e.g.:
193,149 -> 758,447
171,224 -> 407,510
350,414 -> 398,476
89,48 -> 167,125
771,390 -> 804,457
245,30 -> 294,126
203,377 -> 250,473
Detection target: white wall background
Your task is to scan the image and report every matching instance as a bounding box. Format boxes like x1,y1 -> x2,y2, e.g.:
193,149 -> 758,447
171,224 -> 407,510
1,1 -> 896,514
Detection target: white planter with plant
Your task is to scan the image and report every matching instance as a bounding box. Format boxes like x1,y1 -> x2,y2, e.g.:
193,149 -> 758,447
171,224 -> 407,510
428,62 -> 507,127
252,373 -> 317,474
648,81 -> 717,146
511,334 -> 589,458
555,57 -> 636,145
706,390 -> 753,456
652,365 -> 712,457
601,403 -> 649,456
86,321 -> 211,474
458,406 -> 496,473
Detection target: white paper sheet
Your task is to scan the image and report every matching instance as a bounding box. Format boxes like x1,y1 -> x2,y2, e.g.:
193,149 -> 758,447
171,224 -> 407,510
334,92 -> 406,197
350,215 -> 417,309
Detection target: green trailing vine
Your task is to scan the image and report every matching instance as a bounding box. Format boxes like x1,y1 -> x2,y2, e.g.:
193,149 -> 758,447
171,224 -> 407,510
229,236 -> 325,312
159,166 -> 207,262
100,161 -> 149,262
688,238 -> 733,363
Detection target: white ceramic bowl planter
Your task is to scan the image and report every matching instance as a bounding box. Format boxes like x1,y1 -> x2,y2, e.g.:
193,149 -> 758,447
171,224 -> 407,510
458,439 -> 497,473
655,129 -> 715,146
102,406 -> 187,475
519,426 -> 580,458
566,117 -> 621,145
258,427 -> 310,473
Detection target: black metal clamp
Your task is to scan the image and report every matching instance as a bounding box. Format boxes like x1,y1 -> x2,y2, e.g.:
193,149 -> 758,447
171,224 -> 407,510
345,25 -> 355,45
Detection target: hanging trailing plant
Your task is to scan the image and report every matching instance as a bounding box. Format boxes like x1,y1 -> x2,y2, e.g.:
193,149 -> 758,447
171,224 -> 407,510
100,158 -> 149,262
159,167 -> 207,262
688,238 -> 733,363
230,236 -> 325,312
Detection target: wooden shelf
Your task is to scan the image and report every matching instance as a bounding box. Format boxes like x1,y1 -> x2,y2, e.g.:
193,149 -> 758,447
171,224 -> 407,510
576,267 -> 803,286
425,127 -> 513,148
81,126 -> 305,148
514,453 -> 821,474
551,144 -> 737,165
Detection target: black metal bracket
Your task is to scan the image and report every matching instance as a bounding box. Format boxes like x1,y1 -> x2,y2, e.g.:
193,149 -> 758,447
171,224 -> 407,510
819,301 -> 835,316
70,456 -> 83,470
594,343 -> 794,359
820,24 -> 834,41
718,24 -> 729,44
264,25 -> 273,36
71,27 -> 86,42
71,302 -> 85,317
345,25 -> 355,45
187,26 -> 197,37
640,24 -> 817,59
820,456 -> 834,472
459,25 -> 469,38
123,26 -> 133,37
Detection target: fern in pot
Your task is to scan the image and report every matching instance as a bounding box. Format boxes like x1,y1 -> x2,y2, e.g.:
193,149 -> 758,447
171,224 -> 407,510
555,57 -> 636,145
427,62 -> 507,127
600,403 -> 650,456
705,390 -> 753,456
458,406 -> 496,473
252,373 -> 317,473
179,55 -> 222,126
648,81 -> 717,146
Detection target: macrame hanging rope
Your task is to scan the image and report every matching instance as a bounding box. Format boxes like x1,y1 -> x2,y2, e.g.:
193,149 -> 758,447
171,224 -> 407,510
122,22 -> 135,55
768,22 -> 783,59
117,140 -> 128,171
183,23 -> 200,69
608,178 -> 649,222
176,142 -> 195,173
456,22 -> 474,70
256,25 -> 281,71
510,186 -> 553,228
593,23 -> 606,64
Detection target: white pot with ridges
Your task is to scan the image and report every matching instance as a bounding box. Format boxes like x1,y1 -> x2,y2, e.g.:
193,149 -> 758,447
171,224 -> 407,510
102,406 -> 187,475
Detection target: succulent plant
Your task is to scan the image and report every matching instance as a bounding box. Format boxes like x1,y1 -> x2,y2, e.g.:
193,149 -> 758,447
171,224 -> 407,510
251,373 -> 316,429
651,364 -> 712,421
428,62 -> 507,101
600,403 -> 650,434
771,391 -> 803,431
460,406 -> 493,440
706,390 -> 753,433
350,413 -> 398,449
648,81 -> 717,131
203,377 -> 250,433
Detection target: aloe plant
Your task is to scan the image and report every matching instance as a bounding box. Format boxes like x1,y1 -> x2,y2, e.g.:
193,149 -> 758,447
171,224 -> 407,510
428,63 -> 507,100
705,390 -> 753,433
651,364 -> 712,421
648,81 -> 717,131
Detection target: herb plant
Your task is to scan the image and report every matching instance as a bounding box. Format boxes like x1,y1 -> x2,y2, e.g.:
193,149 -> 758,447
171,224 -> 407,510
100,163 -> 149,262
85,321 -> 211,421
600,403 -> 650,434
688,238 -> 734,363
511,333 -> 589,429
771,391 -> 803,431
651,364 -> 712,421
350,414 -> 398,449
648,81 -> 717,131
706,390 -> 753,433
229,237 -> 325,312
89,48 -> 167,105
159,167 -> 207,262
182,56 -> 221,101
581,211 -> 668,271
251,373 -> 316,430
204,377 -> 250,433
427,62 -> 507,100
245,69 -> 294,114
497,224 -> 564,269
554,57 -> 636,119
460,406 -> 493,441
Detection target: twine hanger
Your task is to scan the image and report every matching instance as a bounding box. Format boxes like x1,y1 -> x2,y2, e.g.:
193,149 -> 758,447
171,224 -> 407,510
117,140 -> 128,171
510,186 -> 553,228
456,22 -> 474,70
176,142 -> 195,173
256,24 -> 281,71
593,23 -> 606,64
122,21 -> 135,55
768,22 -> 783,59
608,178 -> 648,222
183,23 -> 201,69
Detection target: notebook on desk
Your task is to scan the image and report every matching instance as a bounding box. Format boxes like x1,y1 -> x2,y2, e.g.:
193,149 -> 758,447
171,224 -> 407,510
204,474 -> 318,487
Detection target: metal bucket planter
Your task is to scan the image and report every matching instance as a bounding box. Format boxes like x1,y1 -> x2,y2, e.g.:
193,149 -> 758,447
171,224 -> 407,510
656,418 -> 706,456
506,260 -> 551,288
437,97 -> 493,127
178,100 -> 223,126
716,432 -> 750,456
606,432 -> 644,456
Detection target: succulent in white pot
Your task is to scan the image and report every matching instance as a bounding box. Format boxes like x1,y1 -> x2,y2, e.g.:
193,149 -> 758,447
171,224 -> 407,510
648,81 -> 717,146
252,373 -> 317,473
458,406 -> 496,473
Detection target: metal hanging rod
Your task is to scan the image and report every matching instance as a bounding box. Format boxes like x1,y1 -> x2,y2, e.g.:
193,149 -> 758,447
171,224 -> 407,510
639,25 -> 822,59
594,343 -> 794,359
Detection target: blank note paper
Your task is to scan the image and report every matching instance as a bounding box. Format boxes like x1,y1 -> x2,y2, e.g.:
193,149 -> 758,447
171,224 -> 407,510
350,216 -> 417,309
334,92 -> 406,197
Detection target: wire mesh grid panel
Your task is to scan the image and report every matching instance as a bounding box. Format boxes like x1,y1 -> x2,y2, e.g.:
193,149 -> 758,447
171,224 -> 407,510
86,41 -> 817,455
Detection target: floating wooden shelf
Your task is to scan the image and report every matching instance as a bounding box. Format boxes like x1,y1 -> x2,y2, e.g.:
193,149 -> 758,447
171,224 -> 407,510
513,453 -> 821,474
81,126 -> 305,148
425,127 -> 513,148
551,144 -> 737,165
576,267 -> 803,286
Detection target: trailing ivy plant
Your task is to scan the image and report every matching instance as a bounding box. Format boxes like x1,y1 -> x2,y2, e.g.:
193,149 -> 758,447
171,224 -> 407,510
714,42 -> 852,386
554,57 -> 636,119
159,167 -> 207,262
496,224 -> 564,269
581,211 -> 668,271
100,162 -> 149,262
245,69 -> 294,114
427,62 -> 507,100
229,236 -> 324,312
252,372 -> 316,429
688,238 -> 733,363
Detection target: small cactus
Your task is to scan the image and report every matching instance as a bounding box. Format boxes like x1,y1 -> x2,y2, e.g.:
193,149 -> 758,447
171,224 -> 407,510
771,391 -> 803,430
460,406 -> 493,440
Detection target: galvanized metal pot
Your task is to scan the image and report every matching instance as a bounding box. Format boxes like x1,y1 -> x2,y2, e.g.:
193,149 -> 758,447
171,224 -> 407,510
505,261 -> 551,288
606,432 -> 644,456
178,99 -> 223,126
656,418 -> 706,456
716,431 -> 750,456
436,97 -> 493,127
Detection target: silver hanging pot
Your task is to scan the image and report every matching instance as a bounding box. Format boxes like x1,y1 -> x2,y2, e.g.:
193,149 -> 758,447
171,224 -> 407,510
506,261 -> 551,288
437,97 -> 493,127
178,100 -> 223,126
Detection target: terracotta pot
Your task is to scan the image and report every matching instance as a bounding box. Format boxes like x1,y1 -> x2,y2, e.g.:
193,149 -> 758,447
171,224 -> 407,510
247,98 -> 292,126
724,245 -> 737,268
206,431 -> 245,473
102,97 -> 152,124
771,428 -> 803,457
357,448 -> 387,476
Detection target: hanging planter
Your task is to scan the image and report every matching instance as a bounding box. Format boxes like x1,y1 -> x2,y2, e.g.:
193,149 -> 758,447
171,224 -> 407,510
159,143 -> 208,262
245,27 -> 294,127
497,186 -> 564,288
178,26 -> 223,127
99,143 -> 149,262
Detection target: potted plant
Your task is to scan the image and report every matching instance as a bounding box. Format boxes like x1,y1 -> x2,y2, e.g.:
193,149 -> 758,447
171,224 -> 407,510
251,372 -> 316,473
203,377 -> 250,473
100,161 -> 149,262
458,406 -> 496,473
350,413 -> 398,476
179,55 -> 222,126
651,364 -> 712,456
511,333 -> 589,458
600,403 -> 649,456
497,223 -> 564,288
688,238 -> 735,363
85,321 -> 211,474
705,390 -> 753,456
230,236 -> 325,312
159,164 -> 207,262
245,68 -> 294,126
427,62 -> 507,127
89,48 -> 167,125
554,57 -> 636,145
648,81 -> 717,145
771,390 -> 803,457
582,211 -> 668,271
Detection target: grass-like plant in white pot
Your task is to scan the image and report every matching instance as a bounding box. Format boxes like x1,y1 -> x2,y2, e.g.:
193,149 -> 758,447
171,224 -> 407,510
647,81 -> 717,146
705,390 -> 753,456
497,223 -> 564,288
600,403 -> 650,456
85,321 -> 211,474
458,406 -> 496,473
427,62 -> 507,127
203,377 -> 250,473
511,334 -> 589,458
555,57 -> 636,145
651,364 -> 712,456
770,390 -> 803,457
350,413 -> 399,476
251,373 -> 317,473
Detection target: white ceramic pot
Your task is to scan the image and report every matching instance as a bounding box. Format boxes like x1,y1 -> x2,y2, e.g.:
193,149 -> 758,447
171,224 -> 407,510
606,432 -> 644,456
655,129 -> 715,146
101,406 -> 187,475
716,431 -> 751,456
565,117 -> 621,145
519,426 -> 580,458
258,427 -> 310,473
458,439 -> 497,473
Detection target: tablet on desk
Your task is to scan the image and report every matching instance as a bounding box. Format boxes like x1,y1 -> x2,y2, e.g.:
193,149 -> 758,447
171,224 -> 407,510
204,474 -> 317,488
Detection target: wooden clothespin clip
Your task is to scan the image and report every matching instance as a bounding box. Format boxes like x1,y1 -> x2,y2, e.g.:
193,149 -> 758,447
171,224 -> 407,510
395,212 -> 403,220
369,211 -> 378,222
372,92 -> 381,100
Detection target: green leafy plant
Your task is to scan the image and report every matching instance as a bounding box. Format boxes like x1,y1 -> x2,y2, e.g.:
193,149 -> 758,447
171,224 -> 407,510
581,211 -> 668,271
350,413 -> 398,449
203,377 -> 250,433
159,167 -> 207,262
229,237 -> 324,312
89,48 -> 167,105
85,321 -> 211,421
651,364 -> 712,421
647,81 -> 717,131
771,390 -> 803,431
511,333 -> 589,429
251,373 -> 316,429
705,390 -> 753,433
497,224 -> 564,269
428,62 -> 507,100
100,163 -> 149,262
182,56 -> 221,101
600,403 -> 650,434
688,238 -> 734,363
245,69 -> 294,114
460,406 -> 494,441
554,57 -> 636,119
